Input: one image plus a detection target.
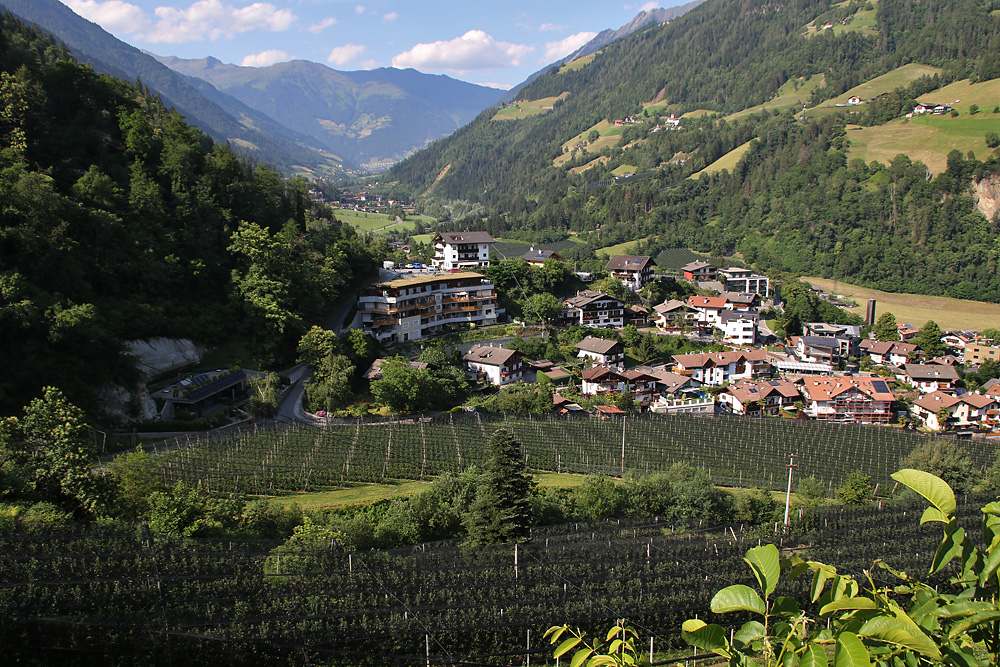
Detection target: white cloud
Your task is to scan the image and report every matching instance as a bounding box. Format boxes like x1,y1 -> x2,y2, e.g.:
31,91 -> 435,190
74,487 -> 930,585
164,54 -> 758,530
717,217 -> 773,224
241,49 -> 290,67
538,23 -> 566,32
639,2 -> 660,11
392,30 -> 534,72
360,59 -> 378,70
355,5 -> 365,14
307,17 -> 336,33
544,31 -> 596,62
143,0 -> 296,44
383,11 -> 398,21
477,81 -> 514,90
328,44 -> 366,66
63,0 -> 150,35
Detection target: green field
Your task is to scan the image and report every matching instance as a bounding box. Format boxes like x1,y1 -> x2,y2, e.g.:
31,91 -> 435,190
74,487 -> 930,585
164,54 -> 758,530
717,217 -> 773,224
691,140 -> 754,178
597,236 -> 652,257
266,473 -> 589,511
804,0 -> 879,38
556,119 -> 631,166
568,155 -> 609,174
681,109 -> 715,119
846,110 -> 1000,174
492,92 -> 570,120
817,63 -> 944,107
804,276 -> 1000,332
611,164 -> 639,176
926,78 -> 1000,114
335,208 -> 434,235
558,53 -> 596,73
726,74 -> 826,120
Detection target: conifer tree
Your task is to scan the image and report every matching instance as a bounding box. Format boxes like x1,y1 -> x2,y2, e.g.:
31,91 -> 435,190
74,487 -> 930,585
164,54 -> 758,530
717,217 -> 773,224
464,429 -> 535,545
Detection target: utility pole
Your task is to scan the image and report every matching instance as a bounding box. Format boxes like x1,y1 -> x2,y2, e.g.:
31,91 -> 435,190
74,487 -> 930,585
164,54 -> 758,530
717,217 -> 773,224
784,454 -> 796,526
621,413 -> 626,475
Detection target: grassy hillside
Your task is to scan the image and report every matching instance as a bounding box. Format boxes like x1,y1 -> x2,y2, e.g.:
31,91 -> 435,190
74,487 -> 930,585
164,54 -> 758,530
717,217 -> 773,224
847,107 -> 1000,174
493,92 -> 570,120
804,277 -> 1000,331
816,63 -> 944,106
691,140 -> 754,177
726,74 -> 827,120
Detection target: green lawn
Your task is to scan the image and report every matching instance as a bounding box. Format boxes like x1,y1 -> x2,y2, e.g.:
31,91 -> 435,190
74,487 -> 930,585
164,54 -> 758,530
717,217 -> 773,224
691,140 -> 754,178
559,53 -> 596,73
334,209 -> 434,235
266,473 -> 590,510
804,276 -> 1000,332
597,237 -> 652,257
847,110 -> 1000,174
816,63 -> 944,107
726,74 -> 826,120
492,92 -> 570,120
611,164 -> 639,176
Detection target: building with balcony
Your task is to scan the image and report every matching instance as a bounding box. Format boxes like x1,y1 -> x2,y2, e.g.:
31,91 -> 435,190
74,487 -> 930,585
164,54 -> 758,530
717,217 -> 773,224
801,376 -> 895,424
964,342 -> 1000,366
802,323 -> 861,357
719,379 -> 800,416
605,255 -> 654,291
463,344 -> 524,386
896,364 -> 961,393
671,349 -> 772,386
358,272 -> 498,344
581,365 -> 657,405
430,231 -> 495,271
562,290 -> 625,328
680,260 -> 717,282
716,310 -> 759,346
719,267 -> 769,296
575,336 -> 625,367
911,391 -> 999,431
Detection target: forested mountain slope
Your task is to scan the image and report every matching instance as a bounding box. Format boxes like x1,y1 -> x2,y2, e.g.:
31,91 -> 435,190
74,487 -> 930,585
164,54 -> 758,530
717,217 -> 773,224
0,0 -> 342,176
0,12 -> 376,416
390,0 -> 1000,302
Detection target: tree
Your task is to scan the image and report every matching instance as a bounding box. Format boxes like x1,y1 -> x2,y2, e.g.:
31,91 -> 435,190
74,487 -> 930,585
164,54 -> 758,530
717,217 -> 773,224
247,372 -> 282,418
463,429 -> 535,545
969,103 -> 979,115
835,470 -> 873,504
107,447 -> 166,518
0,387 -> 99,513
587,129 -> 601,143
872,311 -> 899,342
914,320 -> 945,357
987,131 -> 1000,149
524,292 -> 561,327
899,440 -> 978,492
297,326 -> 340,368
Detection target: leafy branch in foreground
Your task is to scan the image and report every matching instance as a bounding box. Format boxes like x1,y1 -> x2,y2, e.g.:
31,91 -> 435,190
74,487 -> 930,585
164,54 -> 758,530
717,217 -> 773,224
550,469 -> 1000,667
544,620 -> 650,666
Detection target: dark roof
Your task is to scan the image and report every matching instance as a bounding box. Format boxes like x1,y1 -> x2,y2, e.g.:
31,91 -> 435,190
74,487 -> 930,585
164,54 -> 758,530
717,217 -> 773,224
605,255 -> 653,271
435,231 -> 495,244
680,260 -> 715,272
800,335 -> 839,350
522,249 -> 562,262
463,345 -> 521,366
564,290 -> 622,308
575,336 -> 622,355
901,364 -> 960,382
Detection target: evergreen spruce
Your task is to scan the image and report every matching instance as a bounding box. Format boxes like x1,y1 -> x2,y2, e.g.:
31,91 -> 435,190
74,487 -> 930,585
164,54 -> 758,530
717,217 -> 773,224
464,429 -> 535,545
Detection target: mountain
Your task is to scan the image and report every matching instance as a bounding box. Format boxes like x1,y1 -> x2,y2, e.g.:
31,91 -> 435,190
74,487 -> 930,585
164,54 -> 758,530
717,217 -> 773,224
391,0 -> 1000,304
153,56 -> 504,169
501,2 -> 706,103
0,0 -> 342,176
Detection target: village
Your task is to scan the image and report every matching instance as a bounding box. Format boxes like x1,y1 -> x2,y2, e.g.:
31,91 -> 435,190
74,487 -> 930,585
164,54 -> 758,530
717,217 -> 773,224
356,231 -> 1000,435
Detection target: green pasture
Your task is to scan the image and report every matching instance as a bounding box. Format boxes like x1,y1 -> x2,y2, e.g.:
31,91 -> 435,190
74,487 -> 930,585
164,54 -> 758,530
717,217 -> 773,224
816,63 -> 944,107
726,74 -> 826,120
691,140 -> 754,178
926,78 -> 1000,114
335,208 -> 434,234
597,236 -> 652,257
846,111 -> 1000,174
492,92 -> 570,120
611,164 -> 639,176
559,53 -> 596,73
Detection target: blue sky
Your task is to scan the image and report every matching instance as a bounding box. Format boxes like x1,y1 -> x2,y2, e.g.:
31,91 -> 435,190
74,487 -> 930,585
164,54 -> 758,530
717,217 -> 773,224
59,0 -> 688,89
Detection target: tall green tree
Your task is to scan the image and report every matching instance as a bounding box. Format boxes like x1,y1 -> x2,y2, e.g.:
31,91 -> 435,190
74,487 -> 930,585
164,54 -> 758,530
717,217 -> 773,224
914,320 -> 945,357
872,312 -> 899,342
463,429 -> 535,545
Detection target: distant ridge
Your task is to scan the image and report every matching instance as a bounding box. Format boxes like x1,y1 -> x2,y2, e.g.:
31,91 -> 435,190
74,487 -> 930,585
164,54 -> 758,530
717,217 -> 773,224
0,0 -> 340,175
153,56 -> 504,169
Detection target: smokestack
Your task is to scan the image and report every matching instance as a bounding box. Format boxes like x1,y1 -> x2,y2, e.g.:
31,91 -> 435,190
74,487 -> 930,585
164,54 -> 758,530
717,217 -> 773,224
866,299 -> 877,326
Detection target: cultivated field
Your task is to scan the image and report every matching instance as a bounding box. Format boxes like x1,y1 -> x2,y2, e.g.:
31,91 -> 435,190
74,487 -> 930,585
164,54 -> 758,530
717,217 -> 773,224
691,140 -> 754,178
846,111 -> 1000,174
726,74 -> 826,120
558,53 -> 596,73
804,276 -> 1000,331
816,63 -> 943,107
492,92 -> 570,120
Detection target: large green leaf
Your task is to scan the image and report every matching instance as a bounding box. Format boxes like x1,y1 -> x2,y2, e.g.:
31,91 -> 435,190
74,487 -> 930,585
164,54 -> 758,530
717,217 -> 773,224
554,637 -> 582,658
681,619 -> 730,656
569,647 -> 594,667
811,564 -> 837,603
891,469 -> 955,517
800,643 -> 830,667
833,632 -> 870,667
733,620 -> 765,646
859,616 -> 942,660
948,610 -> 1000,638
930,523 -> 965,575
711,585 -> 767,615
820,597 -> 877,616
744,544 -> 780,598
